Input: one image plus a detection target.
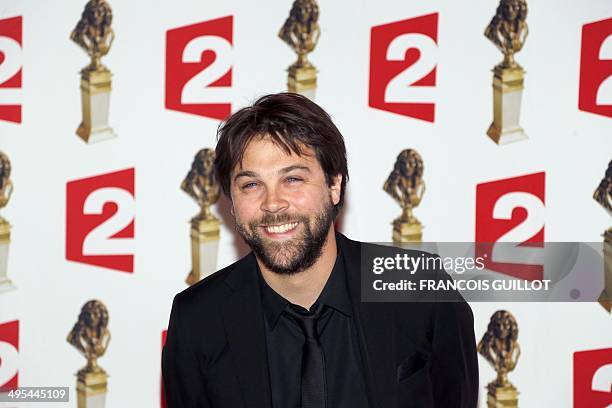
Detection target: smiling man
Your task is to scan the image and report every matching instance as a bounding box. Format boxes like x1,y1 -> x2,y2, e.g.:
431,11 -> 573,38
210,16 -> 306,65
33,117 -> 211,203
162,93 -> 478,408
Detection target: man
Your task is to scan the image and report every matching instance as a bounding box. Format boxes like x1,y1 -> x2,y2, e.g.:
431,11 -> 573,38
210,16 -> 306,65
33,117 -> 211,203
162,93 -> 478,408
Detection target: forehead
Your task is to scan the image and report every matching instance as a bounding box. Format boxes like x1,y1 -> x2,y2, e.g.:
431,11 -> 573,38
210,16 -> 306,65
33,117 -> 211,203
233,136 -> 319,174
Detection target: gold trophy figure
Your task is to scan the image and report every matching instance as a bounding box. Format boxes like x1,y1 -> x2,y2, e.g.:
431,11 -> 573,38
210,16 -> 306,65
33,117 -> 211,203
0,152 -> 14,293
484,0 -> 529,144
594,160 -> 612,313
181,148 -> 221,286
279,0 -> 320,100
383,149 -> 426,243
71,0 -> 117,143
478,310 -> 521,408
67,300 -> 111,408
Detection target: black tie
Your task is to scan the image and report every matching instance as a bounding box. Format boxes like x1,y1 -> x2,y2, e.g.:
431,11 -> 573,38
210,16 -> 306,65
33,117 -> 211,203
285,303 -> 327,408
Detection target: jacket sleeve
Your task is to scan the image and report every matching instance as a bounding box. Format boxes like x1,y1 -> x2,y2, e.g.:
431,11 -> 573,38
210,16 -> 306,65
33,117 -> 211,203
429,300 -> 479,408
162,294 -> 211,408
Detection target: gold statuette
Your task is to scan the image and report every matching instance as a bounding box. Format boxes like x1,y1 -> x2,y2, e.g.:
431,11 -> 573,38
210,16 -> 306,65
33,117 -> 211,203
181,148 -> 221,286
478,310 -> 521,408
71,0 -> 117,143
67,300 -> 111,408
0,152 -> 14,293
594,160 -> 612,313
484,0 -> 529,145
383,149 -> 425,243
279,0 -> 320,99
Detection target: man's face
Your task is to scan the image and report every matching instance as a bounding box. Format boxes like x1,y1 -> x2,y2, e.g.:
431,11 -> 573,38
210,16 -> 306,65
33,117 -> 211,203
298,5 -> 310,23
503,2 -> 519,21
89,7 -> 104,26
87,309 -> 101,327
230,136 -> 341,275
400,157 -> 414,179
204,152 -> 215,170
197,151 -> 214,177
496,318 -> 512,340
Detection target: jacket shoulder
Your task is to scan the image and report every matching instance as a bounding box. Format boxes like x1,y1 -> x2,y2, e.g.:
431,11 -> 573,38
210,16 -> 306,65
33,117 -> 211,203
340,233 -> 441,261
173,256 -> 243,312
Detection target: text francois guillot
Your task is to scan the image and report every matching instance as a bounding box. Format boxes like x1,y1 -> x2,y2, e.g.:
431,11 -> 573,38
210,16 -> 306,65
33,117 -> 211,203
370,254 -> 551,292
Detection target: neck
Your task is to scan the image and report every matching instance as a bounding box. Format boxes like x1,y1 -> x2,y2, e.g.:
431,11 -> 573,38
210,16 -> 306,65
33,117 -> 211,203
258,227 -> 337,310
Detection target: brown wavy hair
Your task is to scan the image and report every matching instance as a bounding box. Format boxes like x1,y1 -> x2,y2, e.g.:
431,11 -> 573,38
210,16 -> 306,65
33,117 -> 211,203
214,92 -> 348,218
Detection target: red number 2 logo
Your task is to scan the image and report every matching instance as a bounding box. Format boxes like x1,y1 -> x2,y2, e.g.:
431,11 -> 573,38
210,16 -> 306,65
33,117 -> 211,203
165,16 -> 233,121
66,168 -> 135,273
0,16 -> 22,124
369,13 -> 438,122
0,320 -> 19,392
475,172 -> 546,281
579,17 -> 612,118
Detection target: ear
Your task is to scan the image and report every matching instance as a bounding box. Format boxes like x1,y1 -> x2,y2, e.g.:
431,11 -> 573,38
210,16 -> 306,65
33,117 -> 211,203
228,189 -> 235,216
229,195 -> 235,216
329,174 -> 342,206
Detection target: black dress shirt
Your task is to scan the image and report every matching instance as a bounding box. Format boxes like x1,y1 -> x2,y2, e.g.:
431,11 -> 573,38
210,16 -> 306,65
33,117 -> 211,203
257,249 -> 370,408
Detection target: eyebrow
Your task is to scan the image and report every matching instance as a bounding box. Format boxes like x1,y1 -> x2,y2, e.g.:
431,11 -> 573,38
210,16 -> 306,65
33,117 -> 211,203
233,170 -> 257,182
279,165 -> 311,175
233,165 -> 311,182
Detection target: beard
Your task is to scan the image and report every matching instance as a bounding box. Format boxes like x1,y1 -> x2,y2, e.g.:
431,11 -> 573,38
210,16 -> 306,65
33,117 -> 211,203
234,198 -> 335,275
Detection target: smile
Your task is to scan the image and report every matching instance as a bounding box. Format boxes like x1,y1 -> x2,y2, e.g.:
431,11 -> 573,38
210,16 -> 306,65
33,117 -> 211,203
263,222 -> 299,234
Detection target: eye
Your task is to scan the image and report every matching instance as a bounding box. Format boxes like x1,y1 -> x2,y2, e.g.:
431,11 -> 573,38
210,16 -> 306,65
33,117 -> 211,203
286,176 -> 303,184
241,182 -> 258,190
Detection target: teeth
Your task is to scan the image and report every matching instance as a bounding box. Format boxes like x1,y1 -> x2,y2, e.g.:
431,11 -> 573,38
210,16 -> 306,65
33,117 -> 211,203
265,222 -> 298,234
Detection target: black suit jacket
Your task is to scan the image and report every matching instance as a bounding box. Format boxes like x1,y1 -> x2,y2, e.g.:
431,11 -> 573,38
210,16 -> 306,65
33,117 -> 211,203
162,233 -> 479,408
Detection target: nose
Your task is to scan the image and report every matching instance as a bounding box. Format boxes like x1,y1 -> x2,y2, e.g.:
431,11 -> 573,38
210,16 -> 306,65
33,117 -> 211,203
260,186 -> 289,214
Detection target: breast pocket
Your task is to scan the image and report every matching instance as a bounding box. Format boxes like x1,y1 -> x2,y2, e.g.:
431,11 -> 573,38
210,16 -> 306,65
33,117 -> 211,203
397,356 -> 434,408
397,352 -> 427,383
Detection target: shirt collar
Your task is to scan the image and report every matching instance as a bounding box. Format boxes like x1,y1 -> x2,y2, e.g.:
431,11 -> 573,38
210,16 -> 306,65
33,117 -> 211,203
257,238 -> 353,330
257,265 -> 289,330
316,249 -> 353,317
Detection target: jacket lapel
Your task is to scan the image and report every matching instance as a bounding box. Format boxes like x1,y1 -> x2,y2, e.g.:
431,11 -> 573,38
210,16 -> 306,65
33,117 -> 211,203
221,254 -> 272,408
339,233 -> 398,408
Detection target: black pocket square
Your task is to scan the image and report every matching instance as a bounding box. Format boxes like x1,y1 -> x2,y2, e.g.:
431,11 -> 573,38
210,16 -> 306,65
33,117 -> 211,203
397,353 -> 428,382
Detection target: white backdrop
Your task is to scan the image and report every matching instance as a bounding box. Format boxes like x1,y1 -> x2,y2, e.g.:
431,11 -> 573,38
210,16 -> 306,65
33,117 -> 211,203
0,0 -> 610,406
